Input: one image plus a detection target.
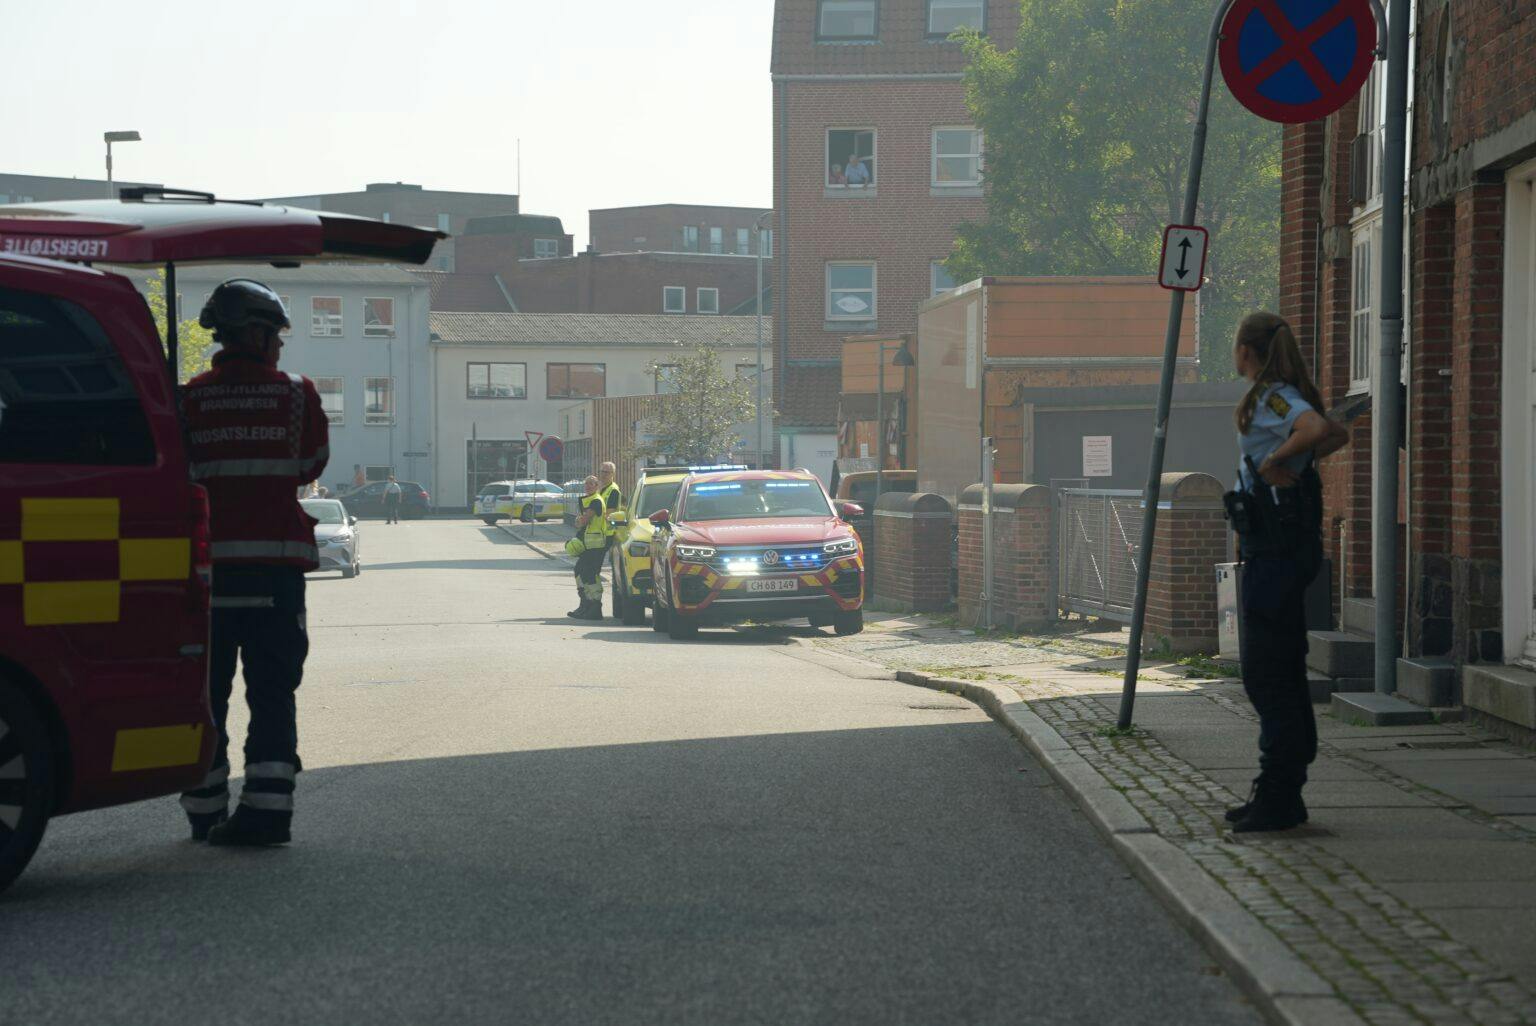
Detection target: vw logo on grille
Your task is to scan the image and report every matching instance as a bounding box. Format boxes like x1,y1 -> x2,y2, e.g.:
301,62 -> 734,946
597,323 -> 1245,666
762,550 -> 781,565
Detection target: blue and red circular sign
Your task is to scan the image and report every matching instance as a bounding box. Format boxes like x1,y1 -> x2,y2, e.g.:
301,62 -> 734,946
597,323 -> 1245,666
538,436 -> 564,463
1219,0 -> 1379,124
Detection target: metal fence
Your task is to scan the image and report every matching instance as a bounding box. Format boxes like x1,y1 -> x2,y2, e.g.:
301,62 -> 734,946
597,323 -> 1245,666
1056,488 -> 1145,622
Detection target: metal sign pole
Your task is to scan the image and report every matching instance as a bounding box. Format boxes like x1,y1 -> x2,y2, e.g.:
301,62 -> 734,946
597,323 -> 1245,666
981,436 -> 995,630
1118,0 -> 1236,729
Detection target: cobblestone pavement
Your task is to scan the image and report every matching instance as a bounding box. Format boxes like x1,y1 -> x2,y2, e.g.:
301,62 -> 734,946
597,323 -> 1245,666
821,618 -> 1536,1026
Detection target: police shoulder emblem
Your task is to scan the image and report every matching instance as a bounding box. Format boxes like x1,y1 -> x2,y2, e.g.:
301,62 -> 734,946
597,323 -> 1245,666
1265,390 -> 1292,418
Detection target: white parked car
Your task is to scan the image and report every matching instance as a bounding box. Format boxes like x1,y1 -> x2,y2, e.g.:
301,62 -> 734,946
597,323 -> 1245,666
476,479 -> 567,525
302,498 -> 361,578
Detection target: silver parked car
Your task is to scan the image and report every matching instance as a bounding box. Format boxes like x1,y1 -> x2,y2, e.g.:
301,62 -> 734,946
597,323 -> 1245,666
302,498 -> 361,579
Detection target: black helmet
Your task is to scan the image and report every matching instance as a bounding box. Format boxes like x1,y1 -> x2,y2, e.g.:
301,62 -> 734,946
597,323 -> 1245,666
199,279 -> 290,334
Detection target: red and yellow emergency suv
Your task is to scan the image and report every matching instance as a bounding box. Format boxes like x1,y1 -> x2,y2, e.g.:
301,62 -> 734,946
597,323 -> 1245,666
648,469 -> 866,640
0,191 -> 440,892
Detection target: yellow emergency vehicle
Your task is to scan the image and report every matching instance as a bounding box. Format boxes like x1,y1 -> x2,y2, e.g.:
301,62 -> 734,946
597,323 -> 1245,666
608,466 -> 741,625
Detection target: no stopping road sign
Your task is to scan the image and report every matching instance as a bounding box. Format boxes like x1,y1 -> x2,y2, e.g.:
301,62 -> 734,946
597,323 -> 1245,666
1219,0 -> 1379,124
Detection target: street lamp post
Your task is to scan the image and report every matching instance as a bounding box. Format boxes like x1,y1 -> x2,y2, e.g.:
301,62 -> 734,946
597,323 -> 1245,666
104,130 -> 141,198
752,211 -> 771,469
874,338 -> 915,506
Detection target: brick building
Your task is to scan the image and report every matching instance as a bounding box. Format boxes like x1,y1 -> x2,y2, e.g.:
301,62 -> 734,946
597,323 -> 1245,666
771,0 -> 1019,472
456,205 -> 773,319
589,203 -> 772,260
1279,1 -> 1536,735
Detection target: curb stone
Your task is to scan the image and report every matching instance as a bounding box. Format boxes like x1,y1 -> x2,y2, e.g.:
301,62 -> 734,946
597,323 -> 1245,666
794,643 -> 1359,1026
499,523 -> 575,566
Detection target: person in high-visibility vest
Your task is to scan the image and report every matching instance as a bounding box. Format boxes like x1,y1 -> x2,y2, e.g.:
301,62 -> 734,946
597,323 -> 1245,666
568,476 -> 608,619
597,461 -> 624,526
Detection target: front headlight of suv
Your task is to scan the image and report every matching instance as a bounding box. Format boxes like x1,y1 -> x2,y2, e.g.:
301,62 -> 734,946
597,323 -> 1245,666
627,541 -> 651,557
824,537 -> 859,556
676,545 -> 716,562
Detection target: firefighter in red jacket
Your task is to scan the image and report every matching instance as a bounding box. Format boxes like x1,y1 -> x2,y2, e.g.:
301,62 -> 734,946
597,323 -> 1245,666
178,279 -> 329,847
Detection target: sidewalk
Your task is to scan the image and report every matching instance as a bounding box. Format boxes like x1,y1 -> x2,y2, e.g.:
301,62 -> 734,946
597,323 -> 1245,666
815,613 -> 1536,1026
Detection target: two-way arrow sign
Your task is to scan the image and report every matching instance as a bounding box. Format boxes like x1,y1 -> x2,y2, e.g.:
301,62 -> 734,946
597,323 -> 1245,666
1158,225 -> 1208,293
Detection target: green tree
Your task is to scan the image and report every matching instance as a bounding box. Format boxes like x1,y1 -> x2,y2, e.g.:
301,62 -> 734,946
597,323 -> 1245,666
946,2 -> 1281,378
635,347 -> 767,463
142,269 -> 217,382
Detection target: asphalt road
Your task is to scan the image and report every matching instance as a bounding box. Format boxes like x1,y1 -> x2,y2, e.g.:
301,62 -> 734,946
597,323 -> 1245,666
4,520 -> 1259,1026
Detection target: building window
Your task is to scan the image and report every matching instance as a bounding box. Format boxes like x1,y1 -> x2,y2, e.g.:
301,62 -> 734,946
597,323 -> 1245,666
437,213 -> 451,232
818,0 -> 877,40
931,261 -> 958,296
761,229 -> 773,258
311,297 -> 343,338
663,286 -> 686,314
697,287 -> 720,315
737,227 -> 751,255
655,364 -> 680,394
827,129 -> 876,189
364,377 -> 394,425
826,262 -> 876,321
278,295 -> 291,337
365,465 -> 393,482
363,297 -> 396,338
533,238 -> 559,259
315,377 -> 344,424
927,0 -> 984,36
708,227 -> 723,254
467,362 -> 527,399
547,363 -> 606,399
682,226 -> 699,252
1350,223 -> 1377,393
932,128 -> 983,187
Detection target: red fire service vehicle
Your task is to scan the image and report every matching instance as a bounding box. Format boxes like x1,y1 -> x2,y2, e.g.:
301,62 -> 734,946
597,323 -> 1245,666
648,469 -> 866,640
0,190 -> 441,892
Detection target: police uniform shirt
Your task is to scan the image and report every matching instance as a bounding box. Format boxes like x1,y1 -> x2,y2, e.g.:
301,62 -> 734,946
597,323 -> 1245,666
1238,383 -> 1315,490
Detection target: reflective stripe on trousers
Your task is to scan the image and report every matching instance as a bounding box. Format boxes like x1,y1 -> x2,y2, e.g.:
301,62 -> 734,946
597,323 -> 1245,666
241,760 -> 297,813
180,762 -> 230,816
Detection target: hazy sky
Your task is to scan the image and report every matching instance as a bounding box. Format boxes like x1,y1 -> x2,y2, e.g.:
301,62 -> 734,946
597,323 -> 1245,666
5,0 -> 774,248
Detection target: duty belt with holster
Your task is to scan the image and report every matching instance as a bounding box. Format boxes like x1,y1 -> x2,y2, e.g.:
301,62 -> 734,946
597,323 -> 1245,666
1223,456 -> 1322,553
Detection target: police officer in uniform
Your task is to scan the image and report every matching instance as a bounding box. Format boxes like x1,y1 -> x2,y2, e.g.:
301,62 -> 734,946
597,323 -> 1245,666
179,280 -> 329,846
1224,312 -> 1348,833
569,475 -> 608,619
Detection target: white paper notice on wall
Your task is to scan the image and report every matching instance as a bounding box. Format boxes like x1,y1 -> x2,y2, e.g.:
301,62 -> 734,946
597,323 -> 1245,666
1083,436 -> 1113,477
964,301 -> 979,391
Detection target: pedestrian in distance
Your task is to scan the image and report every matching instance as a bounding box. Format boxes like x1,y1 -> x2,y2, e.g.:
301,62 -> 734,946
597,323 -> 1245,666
179,279 -> 329,847
568,475 -> 608,620
383,475 -> 403,524
1223,312 -> 1349,834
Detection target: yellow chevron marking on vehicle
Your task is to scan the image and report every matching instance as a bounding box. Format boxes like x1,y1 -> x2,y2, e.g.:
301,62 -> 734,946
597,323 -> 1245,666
0,541 -> 20,585
24,580 -> 119,626
111,724 -> 205,772
119,538 -> 192,581
21,497 -> 120,541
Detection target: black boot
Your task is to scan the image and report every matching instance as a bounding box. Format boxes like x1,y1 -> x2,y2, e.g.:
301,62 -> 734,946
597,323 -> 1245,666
576,598 -> 604,620
1225,778 -> 1308,824
207,806 -> 291,847
1230,782 -> 1306,833
188,809 -> 227,842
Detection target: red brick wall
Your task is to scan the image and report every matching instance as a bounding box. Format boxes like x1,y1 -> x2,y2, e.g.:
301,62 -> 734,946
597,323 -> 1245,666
956,483 -> 1052,630
1143,474 -> 1227,654
1277,1 -> 1533,670
771,0 -> 1020,430
589,205 -> 772,256
872,493 -> 953,613
455,246 -> 771,317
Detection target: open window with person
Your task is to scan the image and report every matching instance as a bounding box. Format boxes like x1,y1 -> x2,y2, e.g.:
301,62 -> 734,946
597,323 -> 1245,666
827,129 -> 876,190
